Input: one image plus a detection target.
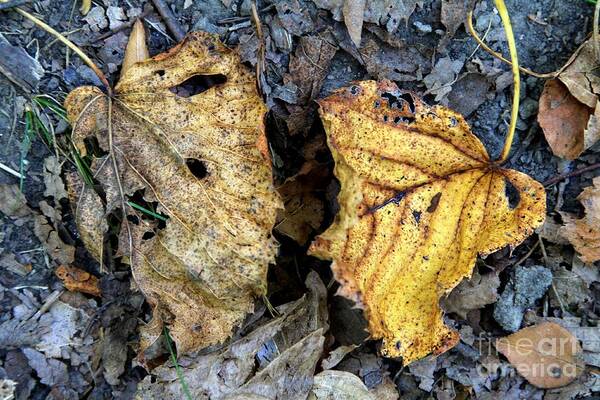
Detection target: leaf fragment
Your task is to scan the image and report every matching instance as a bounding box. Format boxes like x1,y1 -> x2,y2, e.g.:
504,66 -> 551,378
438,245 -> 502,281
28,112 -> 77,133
309,80 -> 546,364
343,0 -> 366,47
65,32 -> 281,355
560,177 -> 600,263
55,265 -> 101,297
538,79 -> 596,160
495,322 -> 584,389
121,19 -> 149,79
136,286 -> 326,400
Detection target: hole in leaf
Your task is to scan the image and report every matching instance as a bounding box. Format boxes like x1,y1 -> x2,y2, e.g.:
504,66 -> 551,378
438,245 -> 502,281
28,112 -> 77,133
84,136 -> 108,158
380,91 -> 416,123
398,93 -> 416,114
156,69 -> 165,77
169,74 -> 227,97
128,189 -> 169,228
412,210 -> 422,223
142,231 -> 155,240
186,158 -> 208,179
504,179 -> 520,210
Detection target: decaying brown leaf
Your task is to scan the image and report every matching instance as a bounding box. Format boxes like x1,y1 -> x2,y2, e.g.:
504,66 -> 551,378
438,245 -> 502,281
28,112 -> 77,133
65,33 -> 281,355
495,322 -> 584,389
558,39 -> 600,109
441,0 -> 467,37
275,161 -> 328,245
538,79 -> 595,160
560,177 -> 600,263
0,184 -> 74,265
137,273 -> 327,400
55,265 -> 101,297
538,39 -> 600,159
343,0 -> 366,47
441,270 -> 500,319
309,80 -> 546,364
309,370 -> 373,400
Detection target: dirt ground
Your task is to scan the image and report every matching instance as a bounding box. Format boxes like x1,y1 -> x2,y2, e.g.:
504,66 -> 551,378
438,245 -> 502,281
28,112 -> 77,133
0,0 -> 599,399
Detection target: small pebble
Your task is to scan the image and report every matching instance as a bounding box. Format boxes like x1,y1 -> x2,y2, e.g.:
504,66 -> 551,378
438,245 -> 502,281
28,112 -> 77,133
413,21 -> 432,33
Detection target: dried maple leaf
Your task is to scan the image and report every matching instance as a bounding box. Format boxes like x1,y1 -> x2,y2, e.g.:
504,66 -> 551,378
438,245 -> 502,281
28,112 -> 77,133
495,322 -> 584,389
560,177 -> 600,263
65,33 -> 281,355
309,80 -> 545,364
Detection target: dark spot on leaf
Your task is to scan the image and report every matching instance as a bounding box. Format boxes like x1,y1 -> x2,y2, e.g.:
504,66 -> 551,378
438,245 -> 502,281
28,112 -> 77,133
156,69 -> 165,77
142,231 -> 155,240
427,193 -> 442,213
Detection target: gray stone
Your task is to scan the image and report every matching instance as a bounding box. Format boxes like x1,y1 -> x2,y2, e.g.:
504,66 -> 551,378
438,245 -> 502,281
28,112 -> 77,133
493,265 -> 553,331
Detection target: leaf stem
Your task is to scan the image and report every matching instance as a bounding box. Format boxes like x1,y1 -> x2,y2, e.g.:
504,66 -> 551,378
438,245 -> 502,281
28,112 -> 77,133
495,0 -> 520,163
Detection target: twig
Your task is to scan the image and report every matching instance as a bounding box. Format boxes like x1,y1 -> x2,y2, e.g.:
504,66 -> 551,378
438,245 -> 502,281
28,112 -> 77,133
217,4 -> 275,24
468,15 -> 492,60
512,241 -> 540,268
0,161 -> 22,178
29,289 -> 64,320
493,0 -> 520,163
93,5 -> 153,42
151,0 -> 185,42
5,4 -> 111,94
251,2 -> 266,96
467,9 -> 585,79
542,162 -> 600,187
0,0 -> 30,11
594,0 -> 600,62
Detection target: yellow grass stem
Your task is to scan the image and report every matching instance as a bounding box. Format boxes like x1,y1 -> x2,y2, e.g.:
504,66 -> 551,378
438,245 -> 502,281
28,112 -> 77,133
494,0 -> 520,163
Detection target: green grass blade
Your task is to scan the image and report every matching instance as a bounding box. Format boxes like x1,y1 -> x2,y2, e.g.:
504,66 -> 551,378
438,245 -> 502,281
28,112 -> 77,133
72,150 -> 94,186
19,111 -> 35,191
126,201 -> 168,221
33,96 -> 68,121
163,327 -> 193,400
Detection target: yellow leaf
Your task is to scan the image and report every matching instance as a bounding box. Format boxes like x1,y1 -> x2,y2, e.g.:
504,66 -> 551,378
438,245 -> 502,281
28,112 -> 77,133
65,32 -> 281,355
309,80 -> 545,364
495,322 -> 584,389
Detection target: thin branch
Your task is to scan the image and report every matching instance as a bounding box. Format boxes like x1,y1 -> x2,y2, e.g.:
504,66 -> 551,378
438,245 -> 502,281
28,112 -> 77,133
93,5 -> 153,42
466,9 -> 584,79
594,0 -> 600,62
542,162 -> 600,187
151,0 -> 185,42
9,6 -> 111,94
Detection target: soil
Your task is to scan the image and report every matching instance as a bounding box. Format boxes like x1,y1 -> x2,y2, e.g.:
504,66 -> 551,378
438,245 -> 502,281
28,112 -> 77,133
0,0 -> 599,399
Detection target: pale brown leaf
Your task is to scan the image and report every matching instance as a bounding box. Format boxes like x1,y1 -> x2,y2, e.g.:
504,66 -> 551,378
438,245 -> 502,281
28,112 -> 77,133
495,322 -> 584,389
